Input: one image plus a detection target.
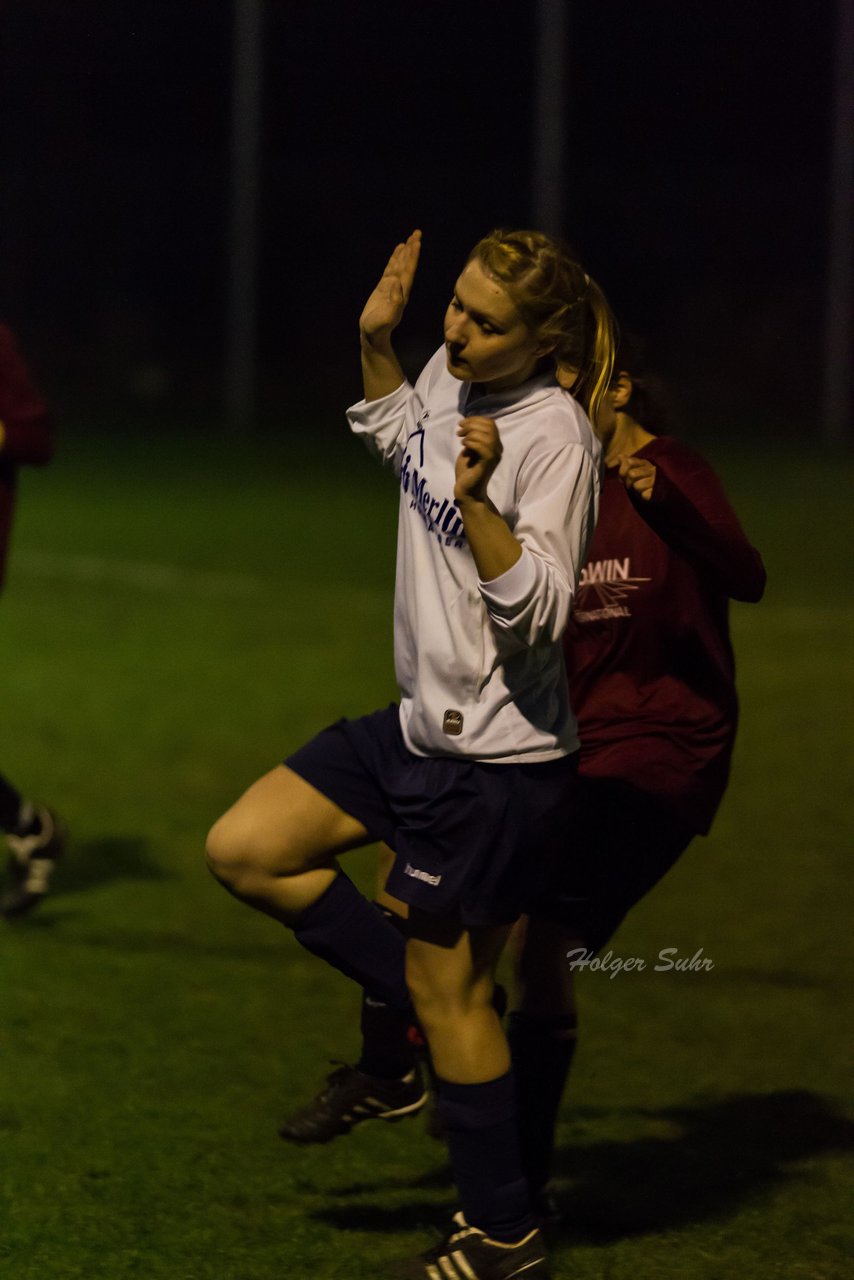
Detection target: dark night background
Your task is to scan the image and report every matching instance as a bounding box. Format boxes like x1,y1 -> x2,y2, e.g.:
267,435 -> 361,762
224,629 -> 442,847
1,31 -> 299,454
0,0 -> 840,436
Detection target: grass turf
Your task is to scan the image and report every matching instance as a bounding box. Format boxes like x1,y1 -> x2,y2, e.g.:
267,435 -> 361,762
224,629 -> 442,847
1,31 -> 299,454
0,422 -> 851,1279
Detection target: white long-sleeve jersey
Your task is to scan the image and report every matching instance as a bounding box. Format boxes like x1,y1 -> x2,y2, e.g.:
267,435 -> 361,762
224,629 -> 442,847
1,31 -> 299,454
347,347 -> 601,762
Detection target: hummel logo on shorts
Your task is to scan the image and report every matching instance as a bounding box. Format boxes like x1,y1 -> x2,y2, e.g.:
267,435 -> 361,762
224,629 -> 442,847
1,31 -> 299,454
404,863 -> 442,886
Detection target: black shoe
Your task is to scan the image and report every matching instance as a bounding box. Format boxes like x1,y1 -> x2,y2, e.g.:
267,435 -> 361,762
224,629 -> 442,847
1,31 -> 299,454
396,1211 -> 551,1279
2,806 -> 65,918
278,1062 -> 428,1144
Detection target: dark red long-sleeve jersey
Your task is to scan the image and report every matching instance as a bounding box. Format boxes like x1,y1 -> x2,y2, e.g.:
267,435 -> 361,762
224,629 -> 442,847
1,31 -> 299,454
564,436 -> 766,834
0,324 -> 54,589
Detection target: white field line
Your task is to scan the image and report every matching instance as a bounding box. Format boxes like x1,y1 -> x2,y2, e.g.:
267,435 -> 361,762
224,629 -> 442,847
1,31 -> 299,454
11,552 -> 854,629
13,549 -> 264,597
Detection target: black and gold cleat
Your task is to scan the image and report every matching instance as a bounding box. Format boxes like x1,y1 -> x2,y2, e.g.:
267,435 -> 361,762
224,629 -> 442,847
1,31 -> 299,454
394,1211 -> 552,1279
279,1062 -> 428,1144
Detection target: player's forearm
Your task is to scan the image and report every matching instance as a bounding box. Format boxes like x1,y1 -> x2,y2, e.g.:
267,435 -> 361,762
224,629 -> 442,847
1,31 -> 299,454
360,333 -> 406,403
458,495 -> 523,583
636,473 -> 766,602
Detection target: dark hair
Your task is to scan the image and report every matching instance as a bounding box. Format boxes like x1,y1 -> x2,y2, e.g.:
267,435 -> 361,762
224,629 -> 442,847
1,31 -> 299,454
613,333 -> 672,435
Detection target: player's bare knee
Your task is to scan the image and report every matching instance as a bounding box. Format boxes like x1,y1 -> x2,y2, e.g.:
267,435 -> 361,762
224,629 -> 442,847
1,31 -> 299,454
406,963 -> 492,1034
204,810 -> 277,888
204,813 -> 246,887
205,807 -> 321,902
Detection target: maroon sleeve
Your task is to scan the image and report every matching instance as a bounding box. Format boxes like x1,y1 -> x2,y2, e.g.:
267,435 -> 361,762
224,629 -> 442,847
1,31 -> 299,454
0,324 -> 54,466
631,440 -> 766,603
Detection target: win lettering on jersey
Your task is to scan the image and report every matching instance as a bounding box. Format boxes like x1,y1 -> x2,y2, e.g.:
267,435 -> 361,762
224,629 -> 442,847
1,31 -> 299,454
580,558 -> 631,585
574,556 -> 650,623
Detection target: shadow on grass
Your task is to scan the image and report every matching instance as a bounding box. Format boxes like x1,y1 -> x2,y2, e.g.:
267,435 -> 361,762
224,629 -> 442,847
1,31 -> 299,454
309,1090 -> 854,1241
308,1196 -> 452,1235
2,837 -> 169,929
552,1090 -> 854,1242
56,835 -> 169,892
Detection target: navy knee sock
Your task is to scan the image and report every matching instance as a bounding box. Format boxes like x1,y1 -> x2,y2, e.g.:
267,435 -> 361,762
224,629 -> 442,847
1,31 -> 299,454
356,905 -> 418,1079
293,873 -> 410,1012
507,1011 -> 578,1195
437,1072 -> 534,1243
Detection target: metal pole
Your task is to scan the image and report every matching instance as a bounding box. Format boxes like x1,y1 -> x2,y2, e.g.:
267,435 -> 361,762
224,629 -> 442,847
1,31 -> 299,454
226,0 -> 263,432
532,0 -> 568,236
822,0 -> 853,447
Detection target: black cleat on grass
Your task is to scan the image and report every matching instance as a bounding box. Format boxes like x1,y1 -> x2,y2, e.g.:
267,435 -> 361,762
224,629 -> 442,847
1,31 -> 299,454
2,806 -> 66,919
279,1062 -> 428,1144
394,1211 -> 552,1279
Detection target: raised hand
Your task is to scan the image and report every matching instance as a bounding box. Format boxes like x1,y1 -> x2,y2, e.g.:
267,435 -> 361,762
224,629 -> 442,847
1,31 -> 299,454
454,416 -> 503,503
616,454 -> 656,501
359,230 -> 422,343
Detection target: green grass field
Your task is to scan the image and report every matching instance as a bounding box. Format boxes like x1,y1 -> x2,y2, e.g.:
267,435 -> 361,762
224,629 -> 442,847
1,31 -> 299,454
0,421 -> 852,1279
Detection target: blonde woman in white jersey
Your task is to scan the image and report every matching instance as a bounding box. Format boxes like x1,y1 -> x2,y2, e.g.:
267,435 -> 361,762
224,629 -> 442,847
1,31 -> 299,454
206,227 -> 615,1280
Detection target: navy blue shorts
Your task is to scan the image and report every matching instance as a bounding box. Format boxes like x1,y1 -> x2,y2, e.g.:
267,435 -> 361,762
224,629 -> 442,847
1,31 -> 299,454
285,704 -> 579,926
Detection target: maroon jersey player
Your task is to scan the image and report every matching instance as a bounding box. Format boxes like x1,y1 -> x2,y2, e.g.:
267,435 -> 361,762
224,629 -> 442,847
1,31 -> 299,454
0,322 -> 65,918
508,340 -> 766,1211
567,420 -> 765,836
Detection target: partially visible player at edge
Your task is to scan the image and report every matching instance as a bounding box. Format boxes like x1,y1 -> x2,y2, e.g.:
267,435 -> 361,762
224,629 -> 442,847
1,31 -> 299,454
509,338 -> 766,1210
207,227 -> 616,1280
279,335 -> 767,1223
0,322 -> 65,919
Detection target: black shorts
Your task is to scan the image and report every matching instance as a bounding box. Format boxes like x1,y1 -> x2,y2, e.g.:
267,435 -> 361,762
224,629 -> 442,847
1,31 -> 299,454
532,775 -> 695,952
285,704 -> 579,927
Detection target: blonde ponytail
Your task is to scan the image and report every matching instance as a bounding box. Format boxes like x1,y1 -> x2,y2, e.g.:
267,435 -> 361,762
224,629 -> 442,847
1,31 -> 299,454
568,279 -> 617,427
